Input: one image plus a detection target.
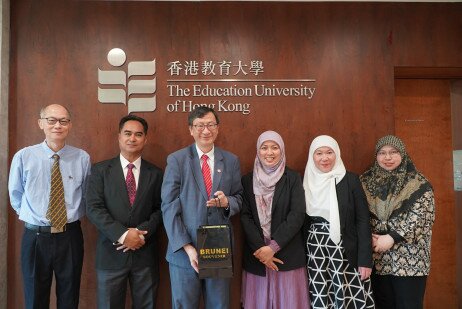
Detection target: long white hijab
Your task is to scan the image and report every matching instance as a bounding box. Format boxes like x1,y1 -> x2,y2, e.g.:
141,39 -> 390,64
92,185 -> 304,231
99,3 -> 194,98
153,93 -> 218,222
303,135 -> 346,244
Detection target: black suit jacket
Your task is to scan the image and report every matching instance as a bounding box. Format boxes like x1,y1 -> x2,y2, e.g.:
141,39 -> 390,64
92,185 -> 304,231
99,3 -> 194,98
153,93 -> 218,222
308,171 -> 373,268
241,167 -> 307,276
86,156 -> 163,270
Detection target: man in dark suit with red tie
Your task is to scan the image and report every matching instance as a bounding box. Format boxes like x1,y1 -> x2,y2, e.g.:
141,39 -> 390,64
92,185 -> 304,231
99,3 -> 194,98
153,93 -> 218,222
86,115 -> 163,308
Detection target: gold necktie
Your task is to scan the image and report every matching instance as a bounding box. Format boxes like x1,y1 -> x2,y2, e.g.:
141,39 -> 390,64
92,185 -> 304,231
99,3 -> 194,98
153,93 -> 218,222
46,154 -> 67,229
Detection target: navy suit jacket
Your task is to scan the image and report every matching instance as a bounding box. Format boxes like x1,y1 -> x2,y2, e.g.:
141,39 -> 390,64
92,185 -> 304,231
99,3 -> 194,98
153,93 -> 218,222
86,156 -> 163,270
161,144 -> 243,268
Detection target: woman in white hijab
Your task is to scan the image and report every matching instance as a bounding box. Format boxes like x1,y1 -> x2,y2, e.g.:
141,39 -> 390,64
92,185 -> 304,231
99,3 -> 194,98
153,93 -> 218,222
304,135 -> 374,308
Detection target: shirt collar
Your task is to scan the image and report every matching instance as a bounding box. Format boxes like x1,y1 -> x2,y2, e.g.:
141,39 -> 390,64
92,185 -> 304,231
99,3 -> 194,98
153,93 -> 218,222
41,140 -> 68,158
120,154 -> 142,170
195,144 -> 214,161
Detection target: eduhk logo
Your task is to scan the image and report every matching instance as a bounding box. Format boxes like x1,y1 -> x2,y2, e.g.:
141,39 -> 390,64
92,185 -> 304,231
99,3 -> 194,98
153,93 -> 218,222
98,48 -> 156,113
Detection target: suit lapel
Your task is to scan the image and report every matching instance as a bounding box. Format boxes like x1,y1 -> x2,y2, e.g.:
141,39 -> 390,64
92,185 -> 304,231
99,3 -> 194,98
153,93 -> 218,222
336,176 -> 348,229
189,145 -> 209,201
133,159 -> 151,208
247,174 -> 263,237
212,148 -> 224,197
271,171 -> 286,212
109,157 -> 131,208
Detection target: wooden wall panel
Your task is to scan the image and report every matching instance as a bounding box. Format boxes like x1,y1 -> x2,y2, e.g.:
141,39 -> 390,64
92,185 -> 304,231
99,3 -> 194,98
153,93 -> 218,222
8,1 -> 462,308
391,4 -> 462,67
395,79 -> 457,308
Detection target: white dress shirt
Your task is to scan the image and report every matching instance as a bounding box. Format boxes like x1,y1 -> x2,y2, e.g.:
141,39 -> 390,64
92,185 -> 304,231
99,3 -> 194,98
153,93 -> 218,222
117,154 -> 142,244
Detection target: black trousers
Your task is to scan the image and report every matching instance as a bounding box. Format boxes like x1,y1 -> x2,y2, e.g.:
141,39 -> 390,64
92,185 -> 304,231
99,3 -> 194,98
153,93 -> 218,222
96,265 -> 159,309
21,222 -> 84,309
371,273 -> 427,309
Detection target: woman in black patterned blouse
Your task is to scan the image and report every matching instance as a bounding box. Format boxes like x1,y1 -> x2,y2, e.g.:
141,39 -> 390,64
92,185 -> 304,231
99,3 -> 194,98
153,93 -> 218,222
360,135 -> 435,309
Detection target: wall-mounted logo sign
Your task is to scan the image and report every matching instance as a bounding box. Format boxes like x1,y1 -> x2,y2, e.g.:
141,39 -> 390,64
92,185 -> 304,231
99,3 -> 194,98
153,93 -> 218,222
98,48 -> 156,113
166,60 -> 316,115
98,48 -> 316,115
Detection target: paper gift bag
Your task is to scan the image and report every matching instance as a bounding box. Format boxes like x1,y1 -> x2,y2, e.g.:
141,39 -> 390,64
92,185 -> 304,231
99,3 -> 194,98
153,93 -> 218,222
197,224 -> 233,279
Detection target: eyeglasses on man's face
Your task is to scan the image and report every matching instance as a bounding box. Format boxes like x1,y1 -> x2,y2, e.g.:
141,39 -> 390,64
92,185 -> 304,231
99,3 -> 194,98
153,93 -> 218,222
41,117 -> 71,126
192,123 -> 218,131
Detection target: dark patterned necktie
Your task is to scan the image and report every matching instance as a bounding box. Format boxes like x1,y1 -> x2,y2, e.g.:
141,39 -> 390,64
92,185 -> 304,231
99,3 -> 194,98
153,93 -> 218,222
201,154 -> 212,198
46,154 -> 67,229
126,163 -> 136,206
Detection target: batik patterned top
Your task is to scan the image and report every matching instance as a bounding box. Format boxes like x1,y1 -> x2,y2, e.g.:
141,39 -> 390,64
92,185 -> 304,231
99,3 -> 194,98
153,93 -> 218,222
360,135 -> 435,276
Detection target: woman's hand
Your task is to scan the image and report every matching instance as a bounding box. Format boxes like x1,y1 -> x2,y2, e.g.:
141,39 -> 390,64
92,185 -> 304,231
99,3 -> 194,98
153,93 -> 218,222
264,257 -> 284,271
372,233 -> 394,253
253,246 -> 275,264
358,267 -> 372,280
254,246 -> 284,271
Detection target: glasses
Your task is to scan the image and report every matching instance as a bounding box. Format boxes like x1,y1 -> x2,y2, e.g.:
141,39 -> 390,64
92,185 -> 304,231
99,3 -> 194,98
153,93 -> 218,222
192,123 -> 218,131
41,117 -> 71,126
377,150 -> 400,157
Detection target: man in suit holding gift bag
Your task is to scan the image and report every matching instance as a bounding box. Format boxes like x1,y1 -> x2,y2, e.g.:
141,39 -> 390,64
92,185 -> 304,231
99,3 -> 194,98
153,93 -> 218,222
161,106 -> 243,309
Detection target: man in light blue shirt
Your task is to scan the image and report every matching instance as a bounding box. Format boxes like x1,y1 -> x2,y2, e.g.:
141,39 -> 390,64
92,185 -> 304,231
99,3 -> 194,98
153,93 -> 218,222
8,104 -> 91,309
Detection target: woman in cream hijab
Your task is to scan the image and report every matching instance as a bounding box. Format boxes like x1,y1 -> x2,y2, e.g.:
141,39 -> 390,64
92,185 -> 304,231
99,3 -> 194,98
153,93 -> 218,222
304,135 -> 374,308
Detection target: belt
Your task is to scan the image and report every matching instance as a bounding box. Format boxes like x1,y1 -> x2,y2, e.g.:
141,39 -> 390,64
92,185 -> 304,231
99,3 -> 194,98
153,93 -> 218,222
25,220 -> 80,234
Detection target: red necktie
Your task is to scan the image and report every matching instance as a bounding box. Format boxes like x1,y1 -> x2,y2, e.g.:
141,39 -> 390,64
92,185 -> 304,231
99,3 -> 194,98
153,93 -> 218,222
126,163 -> 136,206
201,154 -> 212,198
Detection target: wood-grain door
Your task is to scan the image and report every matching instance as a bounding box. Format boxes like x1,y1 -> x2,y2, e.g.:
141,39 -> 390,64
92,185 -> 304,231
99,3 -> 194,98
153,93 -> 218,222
394,79 -> 457,308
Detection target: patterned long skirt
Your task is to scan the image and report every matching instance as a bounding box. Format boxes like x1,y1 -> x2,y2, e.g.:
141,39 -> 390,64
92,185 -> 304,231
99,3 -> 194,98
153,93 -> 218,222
307,219 -> 375,309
